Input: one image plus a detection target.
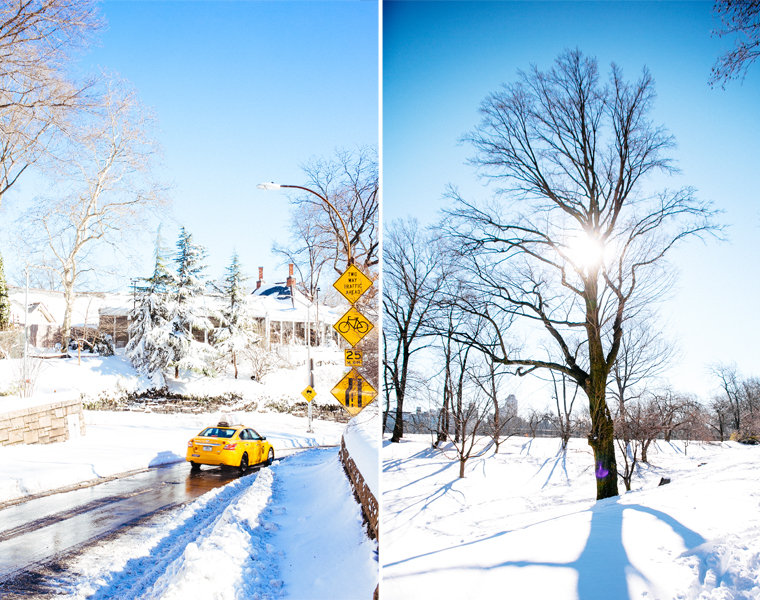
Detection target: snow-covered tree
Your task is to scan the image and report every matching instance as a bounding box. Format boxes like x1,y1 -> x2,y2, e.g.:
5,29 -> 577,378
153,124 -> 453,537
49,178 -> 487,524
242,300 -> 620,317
0,250 -> 10,330
166,227 -> 213,378
211,252 -> 261,378
127,229 -> 174,386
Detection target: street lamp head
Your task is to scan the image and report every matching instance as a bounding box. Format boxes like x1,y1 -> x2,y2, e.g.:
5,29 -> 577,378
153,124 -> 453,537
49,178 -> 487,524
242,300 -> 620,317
257,182 -> 281,190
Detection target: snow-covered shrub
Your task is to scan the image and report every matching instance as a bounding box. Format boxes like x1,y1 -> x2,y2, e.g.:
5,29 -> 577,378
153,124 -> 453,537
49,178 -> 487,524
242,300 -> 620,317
243,344 -> 278,382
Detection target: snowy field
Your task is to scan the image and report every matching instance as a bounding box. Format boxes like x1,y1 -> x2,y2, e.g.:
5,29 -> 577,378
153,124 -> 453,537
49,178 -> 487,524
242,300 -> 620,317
382,435 -> 760,600
47,448 -> 377,600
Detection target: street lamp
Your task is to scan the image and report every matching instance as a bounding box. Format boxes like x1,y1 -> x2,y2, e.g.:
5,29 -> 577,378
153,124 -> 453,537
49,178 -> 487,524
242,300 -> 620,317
256,182 -> 353,266
258,181 -> 355,433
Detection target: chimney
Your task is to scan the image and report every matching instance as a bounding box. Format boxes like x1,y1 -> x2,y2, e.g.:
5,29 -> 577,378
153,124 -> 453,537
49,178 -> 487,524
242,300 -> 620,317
256,267 -> 264,290
286,263 -> 295,288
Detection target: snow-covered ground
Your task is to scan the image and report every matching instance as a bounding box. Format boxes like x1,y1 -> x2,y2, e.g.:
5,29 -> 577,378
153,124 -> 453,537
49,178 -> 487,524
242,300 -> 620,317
382,435 -> 760,600
0,346 -> 349,410
45,448 -> 377,600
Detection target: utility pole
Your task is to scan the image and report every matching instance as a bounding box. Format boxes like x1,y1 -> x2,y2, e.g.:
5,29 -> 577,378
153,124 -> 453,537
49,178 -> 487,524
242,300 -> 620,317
23,269 -> 28,397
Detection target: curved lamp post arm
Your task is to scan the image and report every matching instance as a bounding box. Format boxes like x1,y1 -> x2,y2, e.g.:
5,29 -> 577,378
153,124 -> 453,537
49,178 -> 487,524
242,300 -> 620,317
257,182 -> 353,266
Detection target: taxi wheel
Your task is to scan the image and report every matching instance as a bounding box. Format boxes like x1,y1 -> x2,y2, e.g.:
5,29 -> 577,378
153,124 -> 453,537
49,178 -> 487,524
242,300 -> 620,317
239,452 -> 249,472
190,462 -> 201,472
266,448 -> 274,466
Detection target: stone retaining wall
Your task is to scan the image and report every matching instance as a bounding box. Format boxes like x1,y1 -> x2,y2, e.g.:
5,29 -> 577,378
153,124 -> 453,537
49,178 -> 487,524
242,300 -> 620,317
339,436 -> 378,541
0,398 -> 86,446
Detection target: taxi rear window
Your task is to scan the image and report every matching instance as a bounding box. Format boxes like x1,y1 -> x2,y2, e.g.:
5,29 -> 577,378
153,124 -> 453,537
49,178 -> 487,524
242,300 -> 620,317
199,428 -> 236,438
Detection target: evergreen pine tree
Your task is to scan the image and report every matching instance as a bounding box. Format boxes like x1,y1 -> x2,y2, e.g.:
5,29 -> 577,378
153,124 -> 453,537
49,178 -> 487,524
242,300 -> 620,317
212,252 -> 260,378
127,228 -> 174,386
0,250 -> 10,331
167,227 -> 213,378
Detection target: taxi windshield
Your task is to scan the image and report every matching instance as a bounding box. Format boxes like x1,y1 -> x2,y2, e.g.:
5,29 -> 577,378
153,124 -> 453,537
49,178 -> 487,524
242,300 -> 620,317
199,427 -> 235,438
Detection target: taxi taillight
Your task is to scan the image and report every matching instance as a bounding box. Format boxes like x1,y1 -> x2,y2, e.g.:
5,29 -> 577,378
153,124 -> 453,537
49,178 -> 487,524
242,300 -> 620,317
187,440 -> 194,447
223,443 -> 237,450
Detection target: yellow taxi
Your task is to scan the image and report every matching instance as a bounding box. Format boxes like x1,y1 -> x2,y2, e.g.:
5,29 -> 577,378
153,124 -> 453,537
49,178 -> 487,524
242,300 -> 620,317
186,421 -> 274,472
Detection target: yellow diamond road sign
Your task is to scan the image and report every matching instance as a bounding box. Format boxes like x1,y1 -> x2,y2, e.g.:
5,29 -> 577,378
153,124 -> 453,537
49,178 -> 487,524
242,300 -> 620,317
301,386 -> 317,402
331,368 -> 378,416
333,306 -> 374,347
333,265 -> 373,304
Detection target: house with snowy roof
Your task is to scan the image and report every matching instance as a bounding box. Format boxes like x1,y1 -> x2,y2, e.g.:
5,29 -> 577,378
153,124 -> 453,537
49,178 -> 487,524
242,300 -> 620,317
7,265 -> 345,350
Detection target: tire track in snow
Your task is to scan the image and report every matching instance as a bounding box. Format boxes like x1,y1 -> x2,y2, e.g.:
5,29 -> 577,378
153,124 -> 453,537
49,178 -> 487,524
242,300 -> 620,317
59,469 -> 279,600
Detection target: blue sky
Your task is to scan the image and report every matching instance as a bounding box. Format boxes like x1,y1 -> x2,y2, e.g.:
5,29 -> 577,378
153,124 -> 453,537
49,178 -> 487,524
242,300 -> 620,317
384,1 -> 760,403
3,1 -> 378,289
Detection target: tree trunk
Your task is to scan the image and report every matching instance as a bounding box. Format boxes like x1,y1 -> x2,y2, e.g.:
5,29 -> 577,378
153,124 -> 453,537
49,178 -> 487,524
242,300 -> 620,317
61,275 -> 75,354
459,457 -> 466,478
642,439 -> 652,464
584,275 -> 620,501
175,364 -> 179,379
585,359 -> 619,499
233,352 -> 238,379
390,346 -> 410,443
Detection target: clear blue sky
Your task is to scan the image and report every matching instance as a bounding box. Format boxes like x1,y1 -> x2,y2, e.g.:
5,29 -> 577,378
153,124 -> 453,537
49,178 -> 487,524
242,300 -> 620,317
3,1 -> 378,289
384,1 -> 760,404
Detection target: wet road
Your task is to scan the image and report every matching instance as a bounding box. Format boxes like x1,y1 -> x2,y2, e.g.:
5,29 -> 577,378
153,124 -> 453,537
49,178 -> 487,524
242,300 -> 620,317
0,460 -> 261,584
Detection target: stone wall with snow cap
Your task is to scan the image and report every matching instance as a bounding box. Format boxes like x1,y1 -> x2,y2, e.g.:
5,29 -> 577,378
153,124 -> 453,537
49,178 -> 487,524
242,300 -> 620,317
0,391 -> 85,446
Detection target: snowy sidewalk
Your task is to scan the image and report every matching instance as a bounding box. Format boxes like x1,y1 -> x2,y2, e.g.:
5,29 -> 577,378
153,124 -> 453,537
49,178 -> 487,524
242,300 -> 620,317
55,448 -> 377,600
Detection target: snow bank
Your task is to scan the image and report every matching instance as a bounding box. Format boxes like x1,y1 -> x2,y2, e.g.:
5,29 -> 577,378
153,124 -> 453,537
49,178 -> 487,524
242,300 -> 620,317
146,469 -> 280,600
267,449 -> 378,599
343,401 -> 380,498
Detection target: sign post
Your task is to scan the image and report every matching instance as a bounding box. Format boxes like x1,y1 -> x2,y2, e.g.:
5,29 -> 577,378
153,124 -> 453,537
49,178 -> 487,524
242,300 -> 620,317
330,264 -> 377,417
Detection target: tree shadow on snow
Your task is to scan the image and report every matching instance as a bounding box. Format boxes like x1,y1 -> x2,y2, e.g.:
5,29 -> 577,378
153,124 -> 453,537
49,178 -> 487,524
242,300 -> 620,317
497,500 -> 705,599
387,499 -> 705,599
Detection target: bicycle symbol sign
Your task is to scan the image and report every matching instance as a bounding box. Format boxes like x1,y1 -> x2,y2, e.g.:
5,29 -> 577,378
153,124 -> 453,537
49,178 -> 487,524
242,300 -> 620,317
331,368 -> 378,416
333,306 -> 374,346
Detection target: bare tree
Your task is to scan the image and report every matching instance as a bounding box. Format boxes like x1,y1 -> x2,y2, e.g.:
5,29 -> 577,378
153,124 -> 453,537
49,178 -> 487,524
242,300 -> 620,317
0,0 -> 104,206
610,312 -> 678,411
650,389 -> 695,443
711,362 -> 743,434
614,399 -> 649,491
271,201 -> 332,299
294,146 -> 378,274
437,391 -> 495,479
384,219 -> 445,443
468,348 -> 517,453
549,370 -> 581,451
708,395 -> 732,442
710,0 -> 760,87
442,50 -> 721,499
16,76 -> 168,350
525,407 -> 550,438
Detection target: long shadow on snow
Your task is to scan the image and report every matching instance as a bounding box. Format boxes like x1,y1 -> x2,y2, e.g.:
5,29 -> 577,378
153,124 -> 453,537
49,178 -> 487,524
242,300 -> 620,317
383,447 -> 444,473
387,498 -> 705,600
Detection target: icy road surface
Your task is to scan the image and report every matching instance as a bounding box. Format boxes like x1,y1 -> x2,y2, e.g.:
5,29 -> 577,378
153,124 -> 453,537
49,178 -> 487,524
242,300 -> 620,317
43,448 -> 377,600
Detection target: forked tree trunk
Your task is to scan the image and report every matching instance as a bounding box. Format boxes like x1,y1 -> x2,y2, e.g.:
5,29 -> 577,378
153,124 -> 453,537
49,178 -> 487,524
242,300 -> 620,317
587,383 -> 619,499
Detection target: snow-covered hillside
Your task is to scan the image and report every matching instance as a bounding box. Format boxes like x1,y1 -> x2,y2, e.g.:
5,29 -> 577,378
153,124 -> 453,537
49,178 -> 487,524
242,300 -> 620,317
382,435 -> 760,600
